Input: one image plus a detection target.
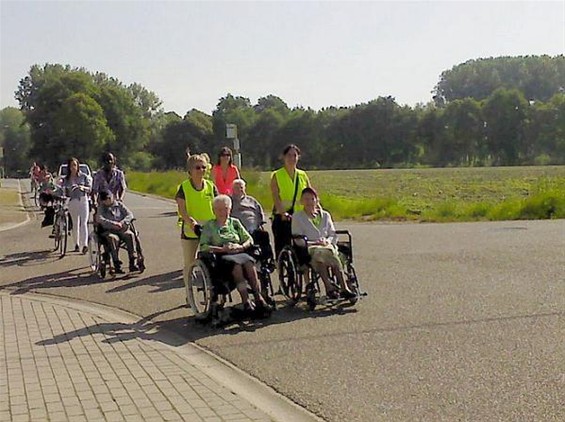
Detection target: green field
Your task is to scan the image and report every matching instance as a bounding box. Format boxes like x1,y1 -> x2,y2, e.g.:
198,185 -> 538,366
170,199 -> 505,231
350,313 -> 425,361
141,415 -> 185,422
128,166 -> 565,222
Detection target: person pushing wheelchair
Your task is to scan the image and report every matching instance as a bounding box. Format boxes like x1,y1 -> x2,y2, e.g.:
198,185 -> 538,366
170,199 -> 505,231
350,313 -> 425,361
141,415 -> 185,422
95,190 -> 138,274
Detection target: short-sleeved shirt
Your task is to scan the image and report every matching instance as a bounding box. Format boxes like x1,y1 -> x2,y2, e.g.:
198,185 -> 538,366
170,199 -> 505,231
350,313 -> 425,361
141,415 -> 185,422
92,168 -> 127,198
230,194 -> 264,233
199,217 -> 252,252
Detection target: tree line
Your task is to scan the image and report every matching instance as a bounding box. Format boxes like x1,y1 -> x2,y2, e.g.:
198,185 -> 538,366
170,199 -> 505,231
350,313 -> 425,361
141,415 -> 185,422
1,55 -> 563,176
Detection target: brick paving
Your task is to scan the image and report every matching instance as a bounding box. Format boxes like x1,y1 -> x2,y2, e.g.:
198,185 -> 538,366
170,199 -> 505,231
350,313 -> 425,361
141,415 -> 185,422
0,292 -> 284,422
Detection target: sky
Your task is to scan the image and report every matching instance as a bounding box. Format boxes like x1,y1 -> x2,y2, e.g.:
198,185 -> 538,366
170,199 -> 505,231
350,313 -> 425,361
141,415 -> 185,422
1,1 -> 564,116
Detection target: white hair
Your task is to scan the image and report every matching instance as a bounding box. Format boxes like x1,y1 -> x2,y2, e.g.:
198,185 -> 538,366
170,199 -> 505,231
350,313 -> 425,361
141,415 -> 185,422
213,194 -> 232,208
232,178 -> 246,188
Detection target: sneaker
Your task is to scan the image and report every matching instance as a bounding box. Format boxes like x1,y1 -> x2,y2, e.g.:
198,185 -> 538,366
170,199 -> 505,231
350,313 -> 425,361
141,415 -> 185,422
74,245 -> 80,252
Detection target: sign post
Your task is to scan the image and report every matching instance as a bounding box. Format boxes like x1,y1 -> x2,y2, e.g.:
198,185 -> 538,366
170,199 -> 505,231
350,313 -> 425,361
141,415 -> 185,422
226,124 -> 241,168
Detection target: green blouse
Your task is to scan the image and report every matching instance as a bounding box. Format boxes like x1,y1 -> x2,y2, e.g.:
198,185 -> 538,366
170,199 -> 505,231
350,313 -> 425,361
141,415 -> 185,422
199,217 -> 252,252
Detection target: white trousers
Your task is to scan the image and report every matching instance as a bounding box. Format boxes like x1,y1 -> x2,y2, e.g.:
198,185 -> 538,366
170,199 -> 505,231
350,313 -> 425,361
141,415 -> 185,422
68,196 -> 89,249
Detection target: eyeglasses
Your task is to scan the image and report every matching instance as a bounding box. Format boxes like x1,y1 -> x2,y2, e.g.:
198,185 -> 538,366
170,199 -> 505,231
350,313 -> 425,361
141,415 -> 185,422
194,165 -> 206,170
220,154 -> 231,157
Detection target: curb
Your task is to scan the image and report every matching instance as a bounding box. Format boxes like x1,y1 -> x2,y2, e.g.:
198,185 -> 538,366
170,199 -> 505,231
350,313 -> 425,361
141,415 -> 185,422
2,290 -> 324,422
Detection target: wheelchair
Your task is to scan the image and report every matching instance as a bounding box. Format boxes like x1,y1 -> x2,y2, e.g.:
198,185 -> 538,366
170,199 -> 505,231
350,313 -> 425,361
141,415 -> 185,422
277,230 -> 366,311
88,219 -> 145,278
186,243 -> 274,326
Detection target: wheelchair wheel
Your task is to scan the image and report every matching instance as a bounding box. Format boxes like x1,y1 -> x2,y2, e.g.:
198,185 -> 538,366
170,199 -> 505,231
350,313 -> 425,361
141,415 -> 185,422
278,248 -> 302,304
88,232 -> 102,276
187,260 -> 213,318
134,232 -> 145,273
58,213 -> 68,258
346,263 -> 360,304
258,266 -> 276,308
52,217 -> 61,252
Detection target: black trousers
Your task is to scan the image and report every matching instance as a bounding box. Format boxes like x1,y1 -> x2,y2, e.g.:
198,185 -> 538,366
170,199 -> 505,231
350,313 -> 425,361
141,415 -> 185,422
271,215 -> 292,258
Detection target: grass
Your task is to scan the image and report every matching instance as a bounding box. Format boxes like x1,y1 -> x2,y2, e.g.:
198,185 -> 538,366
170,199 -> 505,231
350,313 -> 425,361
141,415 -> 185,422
0,187 -> 28,226
127,166 -> 565,222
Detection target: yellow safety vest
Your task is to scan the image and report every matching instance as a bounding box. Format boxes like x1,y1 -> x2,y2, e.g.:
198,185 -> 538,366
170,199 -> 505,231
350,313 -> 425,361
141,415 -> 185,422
181,179 -> 215,238
272,167 -> 309,214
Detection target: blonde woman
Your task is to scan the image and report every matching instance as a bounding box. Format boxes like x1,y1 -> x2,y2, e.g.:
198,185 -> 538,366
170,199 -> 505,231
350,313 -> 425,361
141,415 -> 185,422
175,155 -> 218,290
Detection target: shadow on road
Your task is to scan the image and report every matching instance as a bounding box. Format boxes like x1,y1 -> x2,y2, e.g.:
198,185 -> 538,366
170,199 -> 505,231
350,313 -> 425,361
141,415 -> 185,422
0,267 -> 114,295
0,249 -> 59,268
32,299 -> 359,348
105,270 -> 183,294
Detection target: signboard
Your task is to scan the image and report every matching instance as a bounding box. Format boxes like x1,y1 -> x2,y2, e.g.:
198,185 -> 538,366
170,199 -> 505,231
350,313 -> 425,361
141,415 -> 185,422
226,124 -> 237,139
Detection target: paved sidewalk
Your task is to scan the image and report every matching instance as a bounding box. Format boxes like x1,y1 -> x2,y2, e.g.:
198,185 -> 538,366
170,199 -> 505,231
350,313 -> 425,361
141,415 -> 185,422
0,291 -> 321,422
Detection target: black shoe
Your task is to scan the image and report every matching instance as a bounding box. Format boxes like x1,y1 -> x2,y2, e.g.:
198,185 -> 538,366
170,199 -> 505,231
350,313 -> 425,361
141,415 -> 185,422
129,263 -> 139,272
82,246 -> 88,255
326,289 -> 340,300
74,245 -> 79,252
41,221 -> 50,228
340,289 -> 357,299
114,264 -> 125,274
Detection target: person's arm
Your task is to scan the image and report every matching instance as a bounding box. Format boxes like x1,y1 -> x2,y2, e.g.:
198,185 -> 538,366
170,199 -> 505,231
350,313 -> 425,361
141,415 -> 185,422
254,198 -> 266,226
96,207 -> 120,231
118,170 -> 127,201
175,184 -> 197,229
119,203 -> 134,225
80,173 -> 92,194
322,211 -> 337,246
91,172 -> 101,195
270,173 -> 287,217
233,219 -> 252,252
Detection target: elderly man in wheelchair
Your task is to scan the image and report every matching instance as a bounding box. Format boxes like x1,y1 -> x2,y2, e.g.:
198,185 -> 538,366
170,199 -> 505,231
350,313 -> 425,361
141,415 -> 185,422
95,190 -> 140,274
187,195 -> 272,324
278,187 -> 361,310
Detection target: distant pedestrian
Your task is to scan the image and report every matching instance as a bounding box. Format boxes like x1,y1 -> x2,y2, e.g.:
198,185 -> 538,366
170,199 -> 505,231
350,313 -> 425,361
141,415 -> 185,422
212,146 -> 240,195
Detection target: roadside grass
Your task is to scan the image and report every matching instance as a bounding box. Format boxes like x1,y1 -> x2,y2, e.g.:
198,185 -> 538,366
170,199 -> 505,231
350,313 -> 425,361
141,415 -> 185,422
127,166 -> 565,222
0,187 -> 27,226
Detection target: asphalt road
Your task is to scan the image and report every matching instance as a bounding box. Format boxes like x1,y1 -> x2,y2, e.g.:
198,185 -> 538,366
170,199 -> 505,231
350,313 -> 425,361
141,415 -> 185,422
1,180 -> 564,421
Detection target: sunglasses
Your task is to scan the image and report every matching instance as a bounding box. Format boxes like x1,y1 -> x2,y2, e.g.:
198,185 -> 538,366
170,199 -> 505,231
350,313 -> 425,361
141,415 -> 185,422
194,165 -> 206,170
220,153 -> 231,157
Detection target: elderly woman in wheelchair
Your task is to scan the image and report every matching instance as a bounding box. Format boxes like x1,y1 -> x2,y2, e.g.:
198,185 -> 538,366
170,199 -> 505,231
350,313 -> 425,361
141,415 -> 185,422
187,195 -> 272,324
293,187 -> 356,297
278,187 -> 360,310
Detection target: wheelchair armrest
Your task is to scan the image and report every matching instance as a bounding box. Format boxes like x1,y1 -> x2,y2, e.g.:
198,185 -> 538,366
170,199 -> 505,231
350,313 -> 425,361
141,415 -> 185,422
197,250 -> 217,261
291,235 -> 309,249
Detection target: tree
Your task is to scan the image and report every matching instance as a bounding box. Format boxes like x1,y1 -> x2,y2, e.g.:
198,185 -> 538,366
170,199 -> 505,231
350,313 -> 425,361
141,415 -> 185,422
52,93 -> 114,166
0,107 -> 31,176
433,55 -> 565,105
482,88 -> 528,165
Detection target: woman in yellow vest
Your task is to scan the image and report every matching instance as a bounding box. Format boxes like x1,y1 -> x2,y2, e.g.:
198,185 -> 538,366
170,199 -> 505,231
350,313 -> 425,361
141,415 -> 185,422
270,144 -> 311,257
176,154 -> 218,293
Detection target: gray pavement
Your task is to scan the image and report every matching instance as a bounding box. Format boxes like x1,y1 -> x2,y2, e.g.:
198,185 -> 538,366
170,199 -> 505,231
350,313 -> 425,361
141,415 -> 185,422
0,290 -> 321,422
0,179 -> 322,422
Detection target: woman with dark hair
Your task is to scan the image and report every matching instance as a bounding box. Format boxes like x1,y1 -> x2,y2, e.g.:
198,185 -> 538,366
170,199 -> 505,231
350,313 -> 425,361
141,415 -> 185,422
292,187 -> 355,299
270,144 -> 311,257
61,157 -> 91,253
212,146 -> 240,195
